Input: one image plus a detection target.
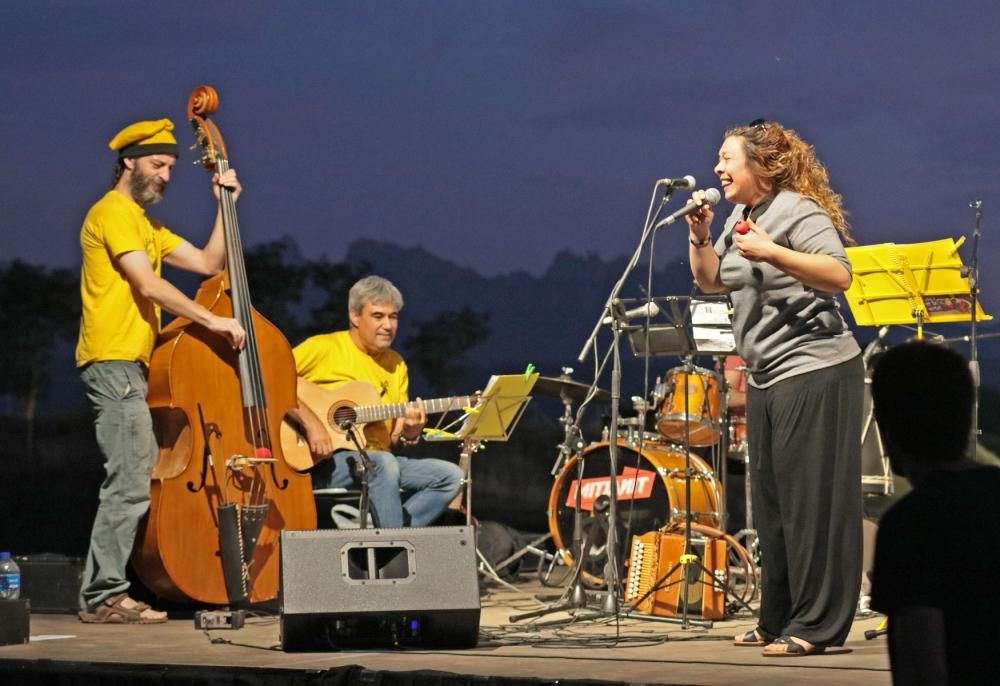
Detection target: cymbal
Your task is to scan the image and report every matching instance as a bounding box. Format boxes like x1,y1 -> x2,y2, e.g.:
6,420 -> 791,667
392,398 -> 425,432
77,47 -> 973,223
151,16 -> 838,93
532,376 -> 612,404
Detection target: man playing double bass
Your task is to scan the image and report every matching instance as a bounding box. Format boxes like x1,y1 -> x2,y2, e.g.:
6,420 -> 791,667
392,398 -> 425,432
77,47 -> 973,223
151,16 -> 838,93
76,118 -> 245,623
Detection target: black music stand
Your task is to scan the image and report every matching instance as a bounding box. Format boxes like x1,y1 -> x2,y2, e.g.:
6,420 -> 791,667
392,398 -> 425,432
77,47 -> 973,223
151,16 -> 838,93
624,295 -> 734,359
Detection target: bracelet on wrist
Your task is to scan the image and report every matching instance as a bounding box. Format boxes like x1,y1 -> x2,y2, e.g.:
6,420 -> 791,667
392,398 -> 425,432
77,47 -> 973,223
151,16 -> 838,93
689,234 -> 712,248
398,433 -> 421,447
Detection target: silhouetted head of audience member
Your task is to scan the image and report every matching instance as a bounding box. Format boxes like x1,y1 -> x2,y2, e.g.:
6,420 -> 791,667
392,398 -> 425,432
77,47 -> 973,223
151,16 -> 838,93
870,341 -> 973,478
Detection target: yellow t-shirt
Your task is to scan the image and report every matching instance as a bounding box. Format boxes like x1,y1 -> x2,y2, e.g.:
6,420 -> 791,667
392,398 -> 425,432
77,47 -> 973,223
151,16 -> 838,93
76,190 -> 184,367
293,330 -> 409,451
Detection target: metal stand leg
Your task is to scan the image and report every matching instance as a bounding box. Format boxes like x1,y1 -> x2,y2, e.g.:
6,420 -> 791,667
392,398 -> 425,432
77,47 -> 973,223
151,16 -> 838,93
344,425 -> 374,529
734,444 -> 759,566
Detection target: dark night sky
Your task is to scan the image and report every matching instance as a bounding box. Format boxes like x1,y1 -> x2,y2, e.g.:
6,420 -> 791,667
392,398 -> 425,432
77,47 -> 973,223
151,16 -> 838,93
3,1 -> 999,357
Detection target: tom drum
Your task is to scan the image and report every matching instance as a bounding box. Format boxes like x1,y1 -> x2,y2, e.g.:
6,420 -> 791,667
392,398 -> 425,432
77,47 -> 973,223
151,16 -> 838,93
655,367 -> 722,446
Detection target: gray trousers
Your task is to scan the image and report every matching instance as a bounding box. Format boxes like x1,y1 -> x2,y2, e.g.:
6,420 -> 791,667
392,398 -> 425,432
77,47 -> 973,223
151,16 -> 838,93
78,361 -> 158,611
747,355 -> 864,647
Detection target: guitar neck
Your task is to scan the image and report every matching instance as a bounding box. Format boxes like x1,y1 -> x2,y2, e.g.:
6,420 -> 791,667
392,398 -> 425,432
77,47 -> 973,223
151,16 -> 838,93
353,395 -> 475,425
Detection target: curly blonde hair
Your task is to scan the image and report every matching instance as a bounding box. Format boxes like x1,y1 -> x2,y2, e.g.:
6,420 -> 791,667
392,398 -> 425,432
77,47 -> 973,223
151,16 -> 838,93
725,121 -> 853,244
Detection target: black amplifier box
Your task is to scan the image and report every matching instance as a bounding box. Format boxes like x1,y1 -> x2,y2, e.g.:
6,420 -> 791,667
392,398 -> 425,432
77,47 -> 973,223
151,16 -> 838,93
15,553 -> 84,614
0,598 -> 30,645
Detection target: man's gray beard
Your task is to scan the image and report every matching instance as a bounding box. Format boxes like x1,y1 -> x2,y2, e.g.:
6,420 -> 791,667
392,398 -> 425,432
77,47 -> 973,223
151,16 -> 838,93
130,168 -> 165,206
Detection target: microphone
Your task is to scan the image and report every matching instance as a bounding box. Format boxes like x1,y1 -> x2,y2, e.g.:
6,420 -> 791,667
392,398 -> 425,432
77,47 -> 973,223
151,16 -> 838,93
656,175 -> 696,189
654,188 -> 722,229
602,301 -> 660,324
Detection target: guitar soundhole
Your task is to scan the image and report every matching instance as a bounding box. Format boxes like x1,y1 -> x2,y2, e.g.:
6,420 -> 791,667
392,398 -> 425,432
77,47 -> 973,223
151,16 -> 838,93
331,406 -> 358,429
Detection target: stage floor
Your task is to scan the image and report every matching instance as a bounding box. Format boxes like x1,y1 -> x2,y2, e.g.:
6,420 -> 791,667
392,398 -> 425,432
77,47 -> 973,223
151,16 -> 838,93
0,578 -> 891,686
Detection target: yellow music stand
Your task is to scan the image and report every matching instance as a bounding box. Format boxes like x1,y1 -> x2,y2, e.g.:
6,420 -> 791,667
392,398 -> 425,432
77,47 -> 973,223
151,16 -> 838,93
423,372 -> 538,443
423,373 -> 538,531
844,238 -> 991,333
455,372 -> 537,441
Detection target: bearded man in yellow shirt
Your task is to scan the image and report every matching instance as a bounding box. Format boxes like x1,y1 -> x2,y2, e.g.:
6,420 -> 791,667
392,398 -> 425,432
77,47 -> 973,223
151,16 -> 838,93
289,276 -> 463,529
76,119 -> 246,624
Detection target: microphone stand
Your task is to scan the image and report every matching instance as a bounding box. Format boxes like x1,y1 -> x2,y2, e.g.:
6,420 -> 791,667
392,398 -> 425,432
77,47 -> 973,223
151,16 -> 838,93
341,422 -> 374,529
576,184 -> 677,616
967,199 -> 983,462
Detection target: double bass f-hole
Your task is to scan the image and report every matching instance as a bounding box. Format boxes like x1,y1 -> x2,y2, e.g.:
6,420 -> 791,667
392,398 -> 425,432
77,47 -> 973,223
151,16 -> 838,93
188,403 -> 222,494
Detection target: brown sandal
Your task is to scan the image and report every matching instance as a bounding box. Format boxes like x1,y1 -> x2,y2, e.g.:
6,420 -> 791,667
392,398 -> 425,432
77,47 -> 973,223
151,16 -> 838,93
78,593 -> 167,624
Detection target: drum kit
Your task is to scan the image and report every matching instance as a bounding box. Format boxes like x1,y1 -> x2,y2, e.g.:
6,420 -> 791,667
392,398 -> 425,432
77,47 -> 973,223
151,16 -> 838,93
523,354 -> 759,622
507,294 -> 762,625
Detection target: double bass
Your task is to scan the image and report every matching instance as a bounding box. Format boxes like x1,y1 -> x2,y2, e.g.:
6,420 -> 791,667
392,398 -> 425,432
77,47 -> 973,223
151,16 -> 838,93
132,86 -> 316,605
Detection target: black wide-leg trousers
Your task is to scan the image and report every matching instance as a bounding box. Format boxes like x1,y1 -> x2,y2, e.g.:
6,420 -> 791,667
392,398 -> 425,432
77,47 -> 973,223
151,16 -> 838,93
747,355 -> 864,646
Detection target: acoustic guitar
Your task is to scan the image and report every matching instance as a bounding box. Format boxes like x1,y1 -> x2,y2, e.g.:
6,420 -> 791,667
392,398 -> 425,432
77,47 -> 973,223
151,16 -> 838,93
281,378 -> 475,472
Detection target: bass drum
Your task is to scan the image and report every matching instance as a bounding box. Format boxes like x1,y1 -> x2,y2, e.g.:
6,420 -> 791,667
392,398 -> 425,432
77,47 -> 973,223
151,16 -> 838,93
547,440 -> 721,585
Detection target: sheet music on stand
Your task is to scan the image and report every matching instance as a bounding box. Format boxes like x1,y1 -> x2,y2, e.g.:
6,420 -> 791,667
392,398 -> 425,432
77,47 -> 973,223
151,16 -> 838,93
423,373 -> 538,442
623,295 -> 735,357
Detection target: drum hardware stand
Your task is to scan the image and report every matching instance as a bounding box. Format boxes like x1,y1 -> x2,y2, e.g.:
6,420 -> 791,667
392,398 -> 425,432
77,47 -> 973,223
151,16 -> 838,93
551,380 -> 592,608
499,368 -> 590,590
714,355 -> 731,537
548,368 -> 586,478
733,442 -> 759,566
508,405 -> 600,621
722,358 -> 760,568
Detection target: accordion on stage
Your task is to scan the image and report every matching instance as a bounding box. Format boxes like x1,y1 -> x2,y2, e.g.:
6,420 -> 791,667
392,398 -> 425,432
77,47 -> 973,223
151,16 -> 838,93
624,530 -> 727,620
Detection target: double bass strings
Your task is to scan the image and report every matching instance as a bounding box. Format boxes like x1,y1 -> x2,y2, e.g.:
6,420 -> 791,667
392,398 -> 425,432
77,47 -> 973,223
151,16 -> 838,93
215,154 -> 271,508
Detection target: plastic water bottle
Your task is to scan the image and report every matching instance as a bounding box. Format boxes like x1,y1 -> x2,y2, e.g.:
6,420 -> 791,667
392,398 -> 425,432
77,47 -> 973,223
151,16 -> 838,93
0,551 -> 20,600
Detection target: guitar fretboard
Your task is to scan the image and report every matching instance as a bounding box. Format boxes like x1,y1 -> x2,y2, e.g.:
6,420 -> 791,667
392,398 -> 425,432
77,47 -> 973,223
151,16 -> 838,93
352,396 -> 475,424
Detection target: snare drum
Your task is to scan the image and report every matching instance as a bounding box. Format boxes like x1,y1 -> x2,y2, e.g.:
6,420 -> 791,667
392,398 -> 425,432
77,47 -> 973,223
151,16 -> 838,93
655,367 -> 722,446
548,439 -> 722,583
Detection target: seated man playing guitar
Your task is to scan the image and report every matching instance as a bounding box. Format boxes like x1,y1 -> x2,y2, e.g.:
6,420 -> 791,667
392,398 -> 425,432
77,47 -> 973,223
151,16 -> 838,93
286,275 -> 464,528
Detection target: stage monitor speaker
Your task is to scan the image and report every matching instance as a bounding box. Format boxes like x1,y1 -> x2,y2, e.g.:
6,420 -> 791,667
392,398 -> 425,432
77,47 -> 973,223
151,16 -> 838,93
279,526 -> 480,651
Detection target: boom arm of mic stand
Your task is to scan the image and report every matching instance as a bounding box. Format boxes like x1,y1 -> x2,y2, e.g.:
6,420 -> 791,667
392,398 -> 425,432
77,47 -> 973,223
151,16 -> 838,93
577,185 -> 674,363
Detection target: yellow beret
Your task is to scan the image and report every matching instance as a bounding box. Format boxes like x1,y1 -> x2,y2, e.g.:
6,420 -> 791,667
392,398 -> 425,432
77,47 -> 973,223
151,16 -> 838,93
108,118 -> 179,158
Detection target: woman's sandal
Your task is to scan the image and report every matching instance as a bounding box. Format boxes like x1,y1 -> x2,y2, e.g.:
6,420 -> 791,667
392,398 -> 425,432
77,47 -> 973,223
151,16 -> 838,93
733,627 -> 777,646
78,592 -> 167,624
761,635 -> 826,657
